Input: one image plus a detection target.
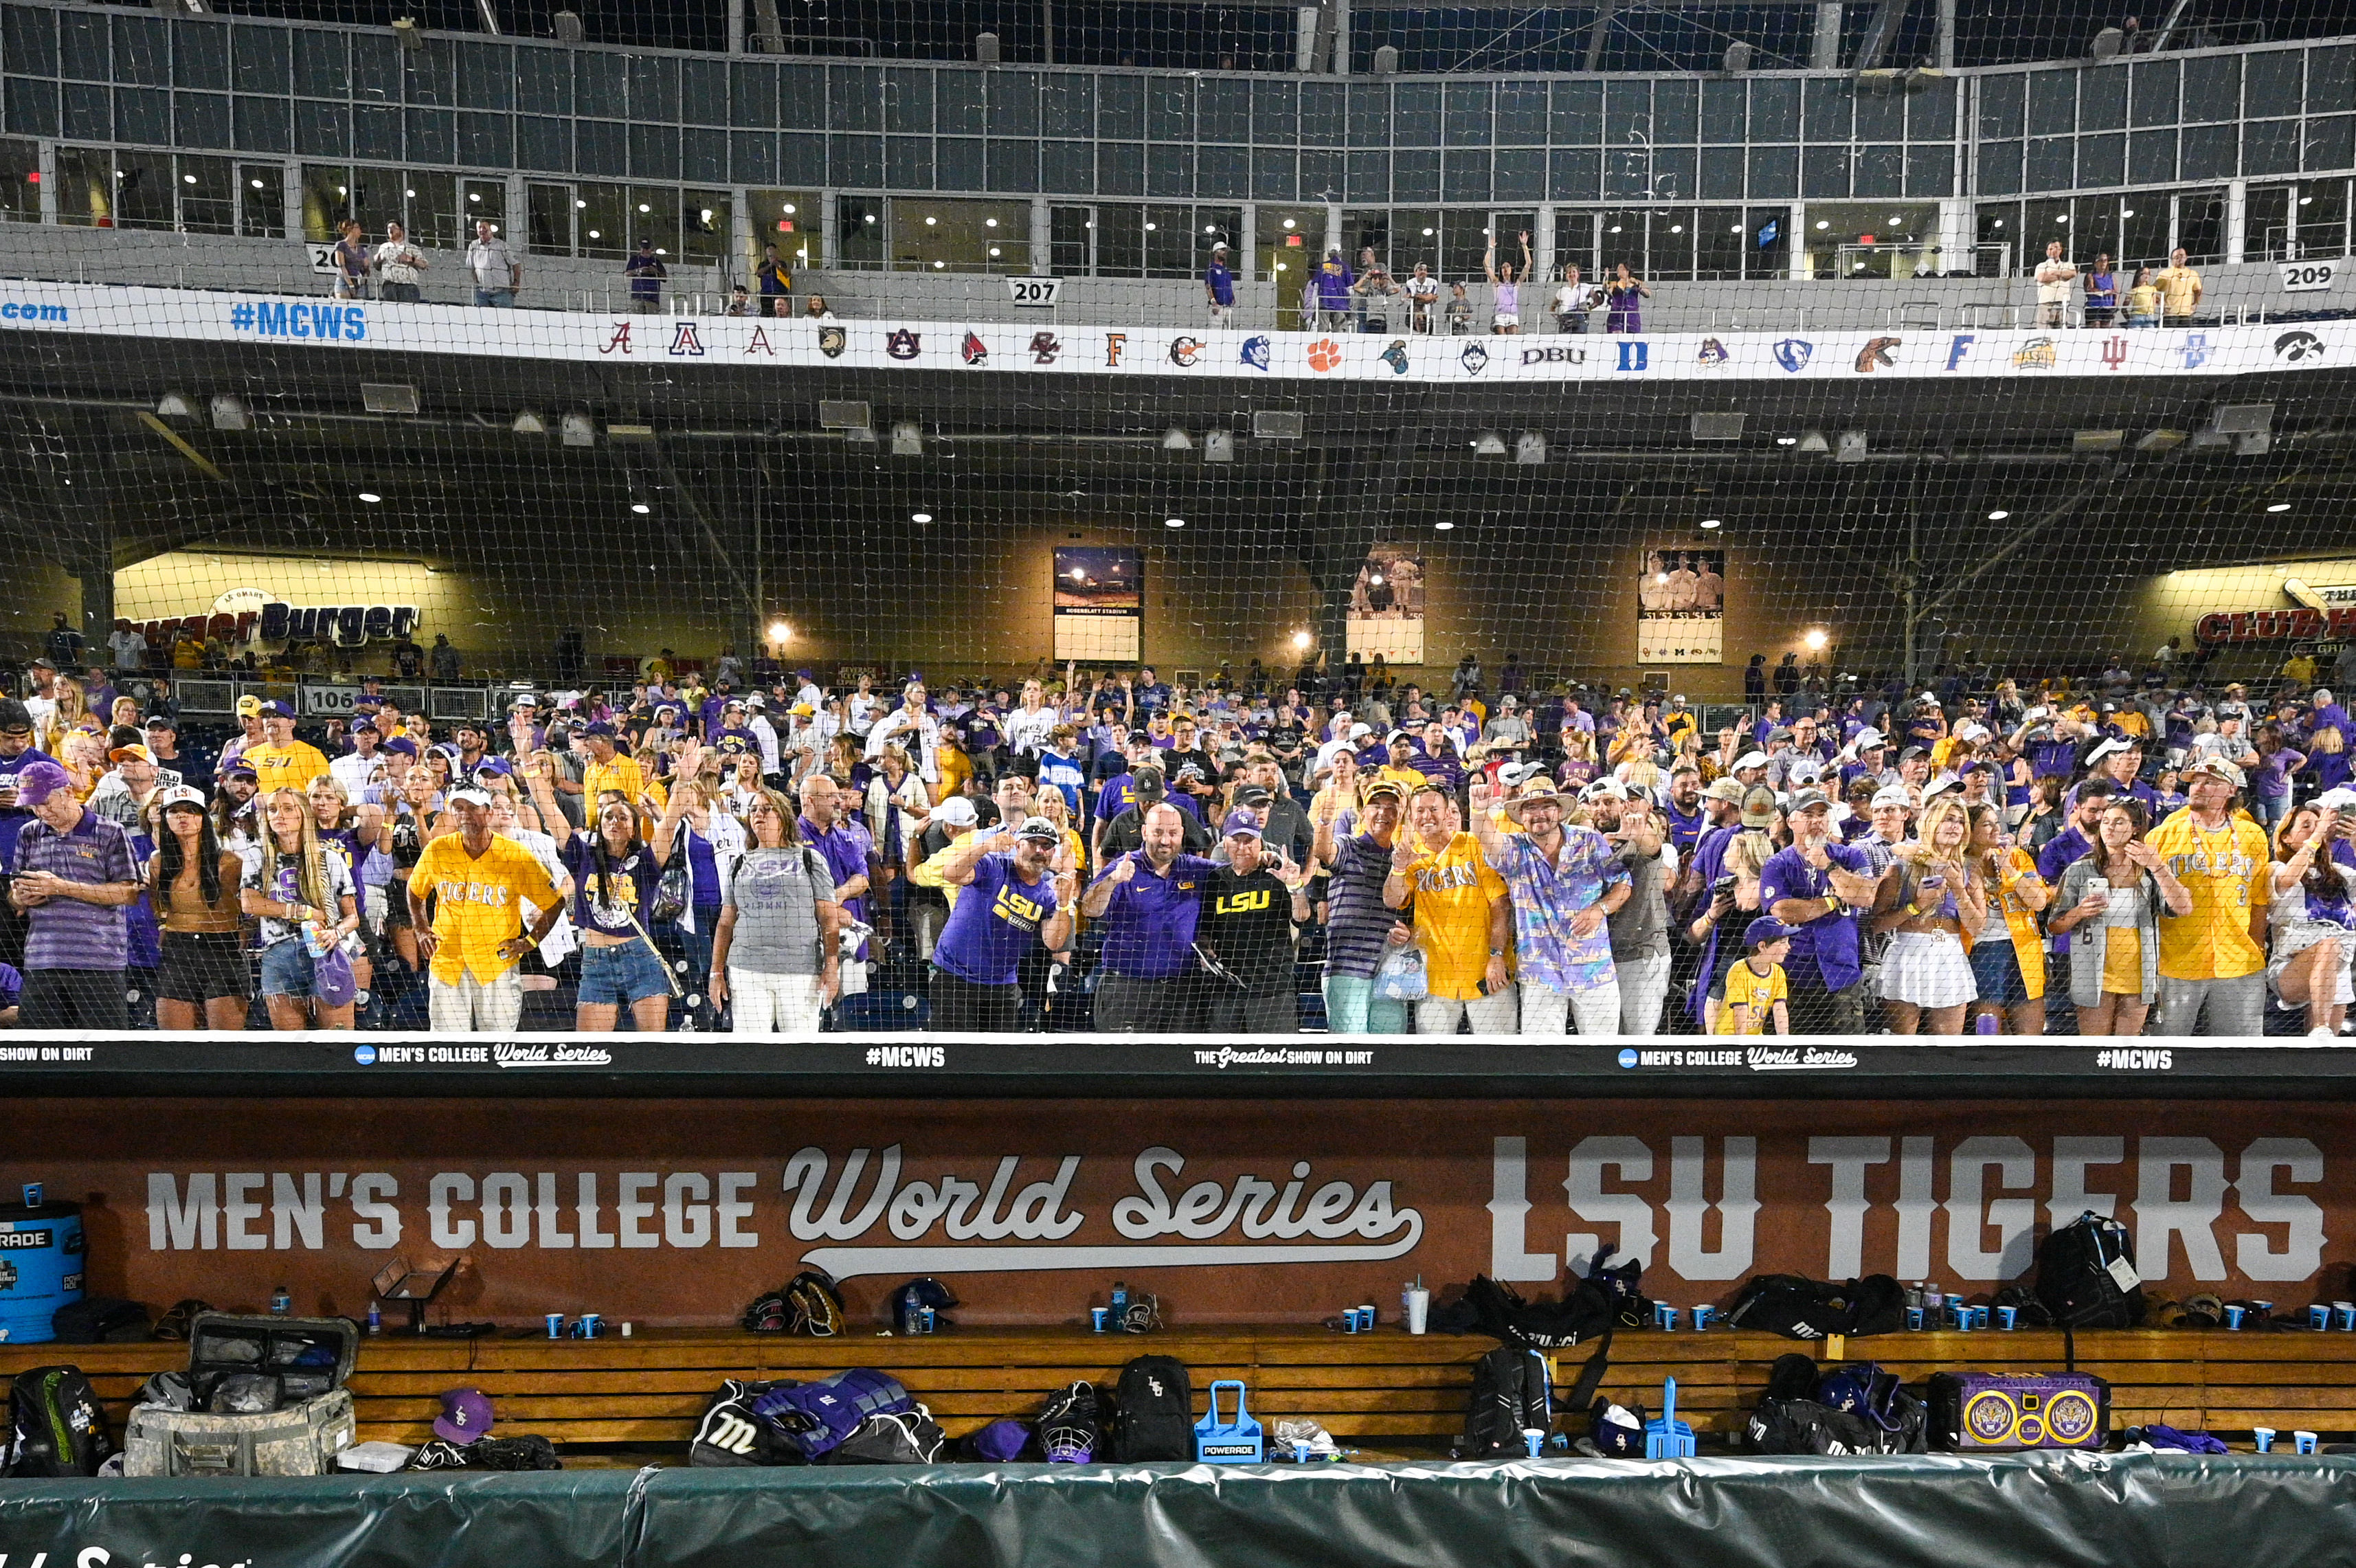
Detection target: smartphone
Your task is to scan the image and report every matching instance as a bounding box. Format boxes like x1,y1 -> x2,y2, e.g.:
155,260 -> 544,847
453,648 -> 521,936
1711,874 -> 1737,900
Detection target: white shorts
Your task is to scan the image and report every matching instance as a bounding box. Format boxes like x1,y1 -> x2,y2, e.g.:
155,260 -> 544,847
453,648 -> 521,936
1879,930 -> 1976,1010
1492,313 -> 1520,330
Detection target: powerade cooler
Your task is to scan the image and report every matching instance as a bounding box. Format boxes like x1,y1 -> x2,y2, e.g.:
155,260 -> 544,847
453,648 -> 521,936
0,1191 -> 86,1345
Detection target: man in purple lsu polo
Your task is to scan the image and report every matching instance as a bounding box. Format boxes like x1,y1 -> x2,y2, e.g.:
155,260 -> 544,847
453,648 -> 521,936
925,814 -> 1076,1032
7,757 -> 142,1027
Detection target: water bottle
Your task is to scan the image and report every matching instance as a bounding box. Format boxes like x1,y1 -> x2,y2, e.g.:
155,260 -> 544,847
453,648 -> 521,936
271,1285 -> 293,1316
1905,1281 -> 1925,1312
1923,1282 -> 1944,1318
366,1306 -> 382,1335
1110,1279 -> 1130,1317
899,1284 -> 923,1334
1975,1011 -> 1999,1035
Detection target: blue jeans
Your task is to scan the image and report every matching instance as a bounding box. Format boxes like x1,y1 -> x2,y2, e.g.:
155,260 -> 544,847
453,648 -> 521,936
1322,974 -> 1408,1036
475,288 -> 515,307
2254,792 -> 2290,833
577,939 -> 671,1006
259,940 -> 320,998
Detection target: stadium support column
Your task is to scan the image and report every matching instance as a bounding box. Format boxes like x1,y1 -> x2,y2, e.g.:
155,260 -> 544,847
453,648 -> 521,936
1030,197 -> 1051,274
1936,0 -> 1955,69
1811,3 -> 1843,69
1536,206 -> 1556,282
2225,180 -> 2247,265
728,0 -> 744,54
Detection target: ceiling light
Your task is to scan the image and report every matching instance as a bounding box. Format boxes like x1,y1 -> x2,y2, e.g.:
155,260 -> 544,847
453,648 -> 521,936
933,260 -> 945,269
631,502 -> 651,515
1815,219 -> 1830,230
768,620 -> 792,642
1422,227 -> 1434,236
1145,222 -> 1158,232
863,213 -> 876,223
1701,517 -> 1722,529
2267,502 -> 2292,513
1670,224 -> 1684,234
1163,427 -> 1194,451
1433,520 -> 1455,530
782,203 -> 796,214
1775,436 -> 1797,447
924,216 -> 937,225
1472,429 -> 1507,456
1608,224 -> 1622,234
1987,508 -> 2010,519
986,217 -> 999,227
1282,218 -> 1297,229
988,247 -> 1000,256
637,203 -> 649,213
357,491 -> 381,503
1164,517 -> 1186,528
1203,224 -> 1215,234
911,511 -> 934,523
1795,429 -> 1830,455
1804,628 -> 1829,651
1292,630 -> 1312,648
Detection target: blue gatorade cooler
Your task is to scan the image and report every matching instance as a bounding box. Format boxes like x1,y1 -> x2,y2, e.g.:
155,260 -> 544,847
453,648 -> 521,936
0,1195 -> 85,1345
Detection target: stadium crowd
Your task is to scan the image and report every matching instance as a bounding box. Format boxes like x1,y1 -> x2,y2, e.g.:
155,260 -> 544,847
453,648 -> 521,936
1,643 -> 2352,1039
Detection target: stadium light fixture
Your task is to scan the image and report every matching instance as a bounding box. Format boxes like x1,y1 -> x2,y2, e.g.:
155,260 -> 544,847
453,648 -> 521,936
1433,520 -> 1455,530
1162,427 -> 1195,451
769,621 -> 793,642
1202,429 -> 1235,462
1292,631 -> 1312,649
1165,517 -> 1187,528
209,394 -> 251,431
1795,429 -> 1829,454
155,391 -> 197,418
1987,508 -> 2010,519
512,409 -> 547,435
891,421 -> 924,456
357,492 -> 381,504
1514,432 -> 1547,465
2267,502 -> 2292,513
1701,517 -> 1723,529
631,503 -> 651,515
1804,628 -> 1830,651
911,511 -> 934,524
1472,429 -> 1507,456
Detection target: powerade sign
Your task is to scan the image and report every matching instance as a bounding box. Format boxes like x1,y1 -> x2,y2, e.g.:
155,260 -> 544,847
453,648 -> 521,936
230,300 -> 368,341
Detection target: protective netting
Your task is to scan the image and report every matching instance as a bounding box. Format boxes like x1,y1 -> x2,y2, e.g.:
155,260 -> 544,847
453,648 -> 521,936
1,5 -> 2355,1041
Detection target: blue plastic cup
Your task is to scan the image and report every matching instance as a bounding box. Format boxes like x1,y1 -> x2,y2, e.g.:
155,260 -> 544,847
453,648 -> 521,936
2335,1303 -> 2356,1332
2253,1426 -> 2276,1453
1294,1442 -> 1311,1463
1524,1431 -> 1545,1458
2224,1305 -> 2247,1330
1692,1305 -> 1715,1331
580,1312 -> 601,1339
2309,1303 -> 2332,1331
1906,1306 -> 1924,1331
1656,1304 -> 1681,1331
1997,1306 -> 2018,1330
1090,1307 -> 1108,1332
2296,1431 -> 2320,1455
546,1312 -> 565,1339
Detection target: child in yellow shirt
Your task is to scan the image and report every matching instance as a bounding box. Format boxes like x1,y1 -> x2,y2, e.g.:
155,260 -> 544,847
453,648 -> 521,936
1717,917 -> 1795,1035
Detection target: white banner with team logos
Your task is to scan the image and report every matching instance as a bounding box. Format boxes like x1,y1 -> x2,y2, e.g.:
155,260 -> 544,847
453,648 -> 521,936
0,280 -> 2340,382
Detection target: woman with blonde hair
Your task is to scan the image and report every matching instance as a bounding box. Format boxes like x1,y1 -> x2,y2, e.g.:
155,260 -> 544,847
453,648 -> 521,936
2049,798 -> 2187,1035
42,675 -> 91,753
2265,797 -> 2356,1038
709,786 -> 840,1035
1556,727 -> 1600,792
240,787 -> 359,1029
1872,794 -> 1986,1035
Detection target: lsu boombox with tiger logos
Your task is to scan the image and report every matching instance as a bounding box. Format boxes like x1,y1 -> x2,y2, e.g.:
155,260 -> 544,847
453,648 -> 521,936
1929,1372 -> 2110,1452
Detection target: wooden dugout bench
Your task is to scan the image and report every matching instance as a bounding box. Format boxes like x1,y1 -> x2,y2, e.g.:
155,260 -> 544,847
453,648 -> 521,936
9,1325 -> 2356,1453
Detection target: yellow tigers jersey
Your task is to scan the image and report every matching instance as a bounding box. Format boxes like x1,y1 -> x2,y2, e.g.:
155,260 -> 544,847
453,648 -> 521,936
1405,831 -> 1507,1001
2146,809 -> 2270,981
1716,960 -> 1788,1034
245,740 -> 330,794
411,832 -> 560,984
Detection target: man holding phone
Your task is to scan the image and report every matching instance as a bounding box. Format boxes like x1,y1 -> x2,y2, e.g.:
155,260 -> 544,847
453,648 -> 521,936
1589,781 -> 1678,1035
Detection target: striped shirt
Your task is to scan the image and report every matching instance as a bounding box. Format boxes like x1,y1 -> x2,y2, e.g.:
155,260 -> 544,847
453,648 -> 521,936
12,807 -> 138,969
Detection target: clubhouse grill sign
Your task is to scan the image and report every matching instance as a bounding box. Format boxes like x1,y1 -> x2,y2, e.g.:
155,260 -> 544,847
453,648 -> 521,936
60,1098 -> 2352,1322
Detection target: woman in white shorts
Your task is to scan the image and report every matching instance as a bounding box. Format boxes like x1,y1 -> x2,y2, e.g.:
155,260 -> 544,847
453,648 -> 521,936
1484,229 -> 1532,334
1872,796 -> 1984,1035
2267,794 -> 2356,1038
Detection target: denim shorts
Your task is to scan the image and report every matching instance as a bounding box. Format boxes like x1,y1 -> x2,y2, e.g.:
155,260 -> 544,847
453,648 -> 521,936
579,939 -> 672,1006
258,940 -> 319,998
1969,935 -> 2030,1006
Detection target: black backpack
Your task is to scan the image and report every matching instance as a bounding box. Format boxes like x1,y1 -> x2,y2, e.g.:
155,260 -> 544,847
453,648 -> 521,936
4,1366 -> 115,1477
1108,1355 -> 1193,1461
690,1378 -> 805,1468
1743,1353 -> 1928,1457
823,1408 -> 947,1465
1726,1273 -> 1907,1339
2036,1211 -> 2144,1330
1455,1347 -> 1551,1459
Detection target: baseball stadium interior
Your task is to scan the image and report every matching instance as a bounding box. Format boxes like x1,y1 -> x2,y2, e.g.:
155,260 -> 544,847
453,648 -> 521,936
4,0 -> 2356,1560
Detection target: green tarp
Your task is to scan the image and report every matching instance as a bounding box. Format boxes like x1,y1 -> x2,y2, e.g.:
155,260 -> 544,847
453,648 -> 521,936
5,1456 -> 2355,1568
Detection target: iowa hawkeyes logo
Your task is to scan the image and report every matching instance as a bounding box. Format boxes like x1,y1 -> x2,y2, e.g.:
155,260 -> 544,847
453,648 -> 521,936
2275,330 -> 2324,362
1854,335 -> 1901,372
817,326 -> 846,358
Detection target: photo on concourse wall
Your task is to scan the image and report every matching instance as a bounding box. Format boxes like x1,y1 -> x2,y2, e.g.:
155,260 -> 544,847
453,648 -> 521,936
1637,546 -> 1726,664
1053,546 -> 1144,662
1347,543 -> 1425,666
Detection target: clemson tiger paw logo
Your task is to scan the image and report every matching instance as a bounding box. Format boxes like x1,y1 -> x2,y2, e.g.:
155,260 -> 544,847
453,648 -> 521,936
1306,338 -> 1344,372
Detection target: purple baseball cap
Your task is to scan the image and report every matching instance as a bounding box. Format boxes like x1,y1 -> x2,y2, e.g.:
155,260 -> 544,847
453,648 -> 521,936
433,1387 -> 495,1444
12,759 -> 72,807
581,720 -> 618,738
382,737 -> 419,758
258,699 -> 295,719
1220,809 -> 1264,840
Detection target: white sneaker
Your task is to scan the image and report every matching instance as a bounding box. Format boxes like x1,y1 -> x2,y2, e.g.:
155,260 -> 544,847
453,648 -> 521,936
2308,1026 -> 2337,1040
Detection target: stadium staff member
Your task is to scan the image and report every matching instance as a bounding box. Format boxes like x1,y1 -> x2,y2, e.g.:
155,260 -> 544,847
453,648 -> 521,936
1081,800 -> 1215,1031
407,783 -> 564,1032
7,757 -> 141,1027
2149,757 -> 2271,1035
1199,809 -> 1312,1033
245,699 -> 330,793
923,814 -> 1076,1033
